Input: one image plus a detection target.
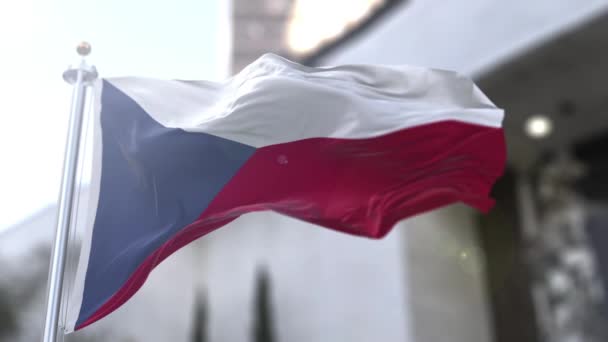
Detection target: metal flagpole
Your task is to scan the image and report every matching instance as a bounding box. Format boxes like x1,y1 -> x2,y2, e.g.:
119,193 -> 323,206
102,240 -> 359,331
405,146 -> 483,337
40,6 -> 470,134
42,42 -> 98,342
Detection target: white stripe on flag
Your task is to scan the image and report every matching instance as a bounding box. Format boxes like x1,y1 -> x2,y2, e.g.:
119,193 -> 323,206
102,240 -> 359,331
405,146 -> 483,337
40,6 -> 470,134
108,54 -> 503,148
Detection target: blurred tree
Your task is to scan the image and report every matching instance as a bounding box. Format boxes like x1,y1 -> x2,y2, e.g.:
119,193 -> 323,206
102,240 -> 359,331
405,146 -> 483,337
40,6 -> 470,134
0,244 -> 50,340
191,289 -> 208,342
0,289 -> 17,339
252,268 -> 274,342
0,242 -> 123,341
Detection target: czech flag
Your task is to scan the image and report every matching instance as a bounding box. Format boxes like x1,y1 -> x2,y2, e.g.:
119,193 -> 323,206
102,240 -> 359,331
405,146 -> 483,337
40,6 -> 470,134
65,54 -> 506,332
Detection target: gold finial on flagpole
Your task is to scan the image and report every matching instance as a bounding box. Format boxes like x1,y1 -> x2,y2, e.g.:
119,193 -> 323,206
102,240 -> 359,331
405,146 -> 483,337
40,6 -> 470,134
76,41 -> 92,56
63,42 -> 98,85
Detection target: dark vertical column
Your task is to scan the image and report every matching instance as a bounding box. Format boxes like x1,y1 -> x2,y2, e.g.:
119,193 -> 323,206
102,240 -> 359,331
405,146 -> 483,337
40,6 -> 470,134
253,268 -> 275,342
476,169 -> 541,342
191,290 -> 208,342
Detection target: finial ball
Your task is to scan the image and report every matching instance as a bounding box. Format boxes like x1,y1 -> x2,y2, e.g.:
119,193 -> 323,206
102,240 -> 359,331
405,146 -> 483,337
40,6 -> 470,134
76,42 -> 91,56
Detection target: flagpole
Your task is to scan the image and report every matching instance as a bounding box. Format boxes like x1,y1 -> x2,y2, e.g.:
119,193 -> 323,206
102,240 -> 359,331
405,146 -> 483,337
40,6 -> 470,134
42,42 -> 98,342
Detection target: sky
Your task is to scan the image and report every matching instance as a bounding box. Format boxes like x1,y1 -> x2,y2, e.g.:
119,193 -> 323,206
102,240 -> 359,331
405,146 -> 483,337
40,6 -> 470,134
0,0 -> 229,231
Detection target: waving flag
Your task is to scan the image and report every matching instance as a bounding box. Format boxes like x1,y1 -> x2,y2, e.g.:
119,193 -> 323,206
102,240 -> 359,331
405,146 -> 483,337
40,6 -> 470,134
65,54 -> 505,331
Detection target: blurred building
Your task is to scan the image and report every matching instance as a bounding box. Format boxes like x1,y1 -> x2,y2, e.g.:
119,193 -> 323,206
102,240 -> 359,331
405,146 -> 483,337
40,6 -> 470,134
2,1 -> 608,342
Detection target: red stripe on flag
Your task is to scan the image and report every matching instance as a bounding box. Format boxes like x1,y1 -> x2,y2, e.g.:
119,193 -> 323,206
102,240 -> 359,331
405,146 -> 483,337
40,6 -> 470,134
76,120 -> 505,330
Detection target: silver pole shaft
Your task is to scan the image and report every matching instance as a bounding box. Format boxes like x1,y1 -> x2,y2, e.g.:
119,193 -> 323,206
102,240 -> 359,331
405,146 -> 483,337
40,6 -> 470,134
42,60 -> 90,342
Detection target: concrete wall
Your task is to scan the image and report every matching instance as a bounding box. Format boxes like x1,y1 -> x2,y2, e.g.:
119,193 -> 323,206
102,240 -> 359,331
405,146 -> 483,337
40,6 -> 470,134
201,212 -> 410,342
